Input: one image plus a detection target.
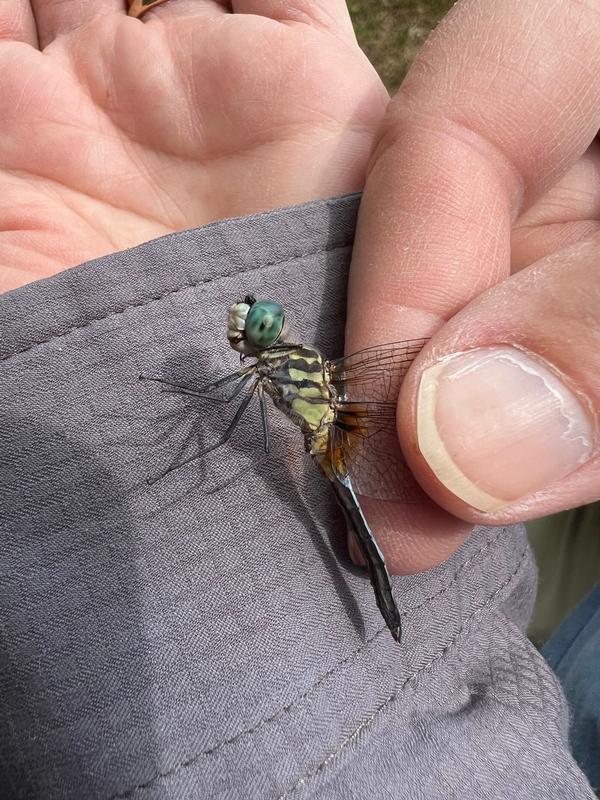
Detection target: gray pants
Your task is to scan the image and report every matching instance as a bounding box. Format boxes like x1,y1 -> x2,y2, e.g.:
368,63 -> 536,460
0,194 -> 592,799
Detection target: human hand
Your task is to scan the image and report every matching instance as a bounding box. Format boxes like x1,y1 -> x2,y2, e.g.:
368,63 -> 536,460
348,0 -> 600,573
0,0 -> 386,292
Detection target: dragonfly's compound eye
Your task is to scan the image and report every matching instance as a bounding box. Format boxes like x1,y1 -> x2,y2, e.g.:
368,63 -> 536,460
245,301 -> 285,349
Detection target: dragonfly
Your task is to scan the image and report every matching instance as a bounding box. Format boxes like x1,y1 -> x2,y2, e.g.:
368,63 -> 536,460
141,296 -> 428,643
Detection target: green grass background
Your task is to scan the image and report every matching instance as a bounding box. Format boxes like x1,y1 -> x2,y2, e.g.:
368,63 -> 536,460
349,0 -> 454,92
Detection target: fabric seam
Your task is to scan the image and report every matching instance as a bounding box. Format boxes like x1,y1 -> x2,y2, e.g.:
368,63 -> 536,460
107,528 -> 510,799
0,242 -> 351,364
278,544 -> 530,799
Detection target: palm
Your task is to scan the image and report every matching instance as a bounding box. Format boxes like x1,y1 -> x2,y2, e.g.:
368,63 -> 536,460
0,10 -> 387,291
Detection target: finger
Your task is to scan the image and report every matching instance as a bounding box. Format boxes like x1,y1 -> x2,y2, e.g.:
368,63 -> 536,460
0,0 -> 38,45
31,0 -> 125,49
347,0 -> 600,353
399,234 -> 600,526
351,496 -> 471,577
142,0 -> 231,23
346,0 -> 600,572
230,0 -> 355,41
511,141 -> 600,272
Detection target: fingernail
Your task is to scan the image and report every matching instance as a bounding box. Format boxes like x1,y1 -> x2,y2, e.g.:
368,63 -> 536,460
347,531 -> 365,566
417,346 -> 595,512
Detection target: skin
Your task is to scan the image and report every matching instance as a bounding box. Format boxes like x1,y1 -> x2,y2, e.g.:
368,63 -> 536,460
0,0 -> 387,290
348,0 -> 600,572
2,1 -> 599,575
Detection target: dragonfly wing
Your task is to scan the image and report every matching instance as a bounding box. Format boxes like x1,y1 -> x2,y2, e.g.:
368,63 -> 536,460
329,339 -> 429,502
330,417 -> 425,502
330,338 -> 428,400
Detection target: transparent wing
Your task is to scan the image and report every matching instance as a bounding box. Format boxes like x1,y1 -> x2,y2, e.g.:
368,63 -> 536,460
329,339 -> 429,501
330,339 -> 428,398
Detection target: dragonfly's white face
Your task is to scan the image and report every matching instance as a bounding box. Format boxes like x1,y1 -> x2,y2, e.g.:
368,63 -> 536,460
227,301 -> 253,354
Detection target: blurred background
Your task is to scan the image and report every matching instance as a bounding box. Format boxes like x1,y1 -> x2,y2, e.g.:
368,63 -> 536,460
349,0 -> 600,648
350,0 -> 453,91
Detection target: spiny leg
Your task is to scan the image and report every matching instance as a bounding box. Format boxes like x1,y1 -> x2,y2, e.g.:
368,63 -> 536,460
147,379 -> 259,485
258,383 -> 270,454
201,380 -> 258,455
158,373 -> 255,404
140,367 -> 254,402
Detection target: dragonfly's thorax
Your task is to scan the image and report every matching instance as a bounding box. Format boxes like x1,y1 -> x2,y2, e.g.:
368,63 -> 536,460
257,345 -> 335,447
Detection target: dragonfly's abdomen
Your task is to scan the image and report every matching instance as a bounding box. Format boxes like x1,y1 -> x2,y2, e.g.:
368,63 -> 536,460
259,346 -> 334,435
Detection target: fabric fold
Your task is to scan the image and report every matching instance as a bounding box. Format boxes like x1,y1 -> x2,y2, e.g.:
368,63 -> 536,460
0,194 -> 591,800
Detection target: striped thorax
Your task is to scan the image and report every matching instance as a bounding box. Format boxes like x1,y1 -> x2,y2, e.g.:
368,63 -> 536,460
257,346 -> 336,456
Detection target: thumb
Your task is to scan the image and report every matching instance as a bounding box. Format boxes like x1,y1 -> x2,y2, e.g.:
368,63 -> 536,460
399,236 -> 600,525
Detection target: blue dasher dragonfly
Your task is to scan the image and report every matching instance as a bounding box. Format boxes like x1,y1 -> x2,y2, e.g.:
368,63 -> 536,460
141,297 -> 428,643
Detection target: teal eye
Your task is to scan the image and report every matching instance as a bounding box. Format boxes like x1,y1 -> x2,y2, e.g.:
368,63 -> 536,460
245,300 -> 285,349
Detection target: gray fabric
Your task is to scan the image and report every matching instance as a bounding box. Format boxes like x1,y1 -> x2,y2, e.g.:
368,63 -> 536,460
0,193 -> 592,800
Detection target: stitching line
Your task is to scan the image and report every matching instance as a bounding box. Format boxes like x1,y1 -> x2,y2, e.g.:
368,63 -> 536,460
0,242 -> 351,364
278,544 -> 530,799
107,528 -> 508,799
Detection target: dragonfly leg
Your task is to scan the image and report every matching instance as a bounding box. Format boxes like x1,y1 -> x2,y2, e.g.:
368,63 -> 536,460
146,379 -> 258,485
329,474 -> 401,643
140,368 -> 255,403
159,373 -> 255,404
258,383 -> 270,454
200,380 -> 258,456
